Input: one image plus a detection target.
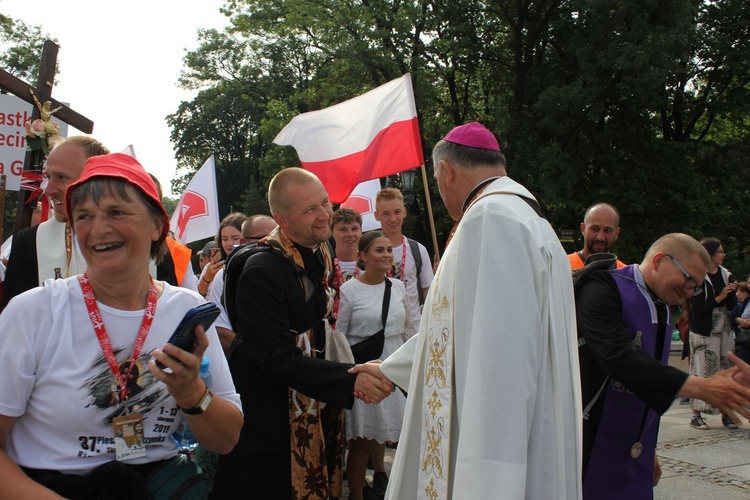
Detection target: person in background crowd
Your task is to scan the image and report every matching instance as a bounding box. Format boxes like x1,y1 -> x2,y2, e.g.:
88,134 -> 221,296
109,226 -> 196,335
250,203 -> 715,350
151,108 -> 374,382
197,240 -> 216,278
568,202 -> 627,271
374,188 -> 433,337
688,237 -> 738,430
149,174 -> 199,294
1,136 -> 109,311
204,213 -> 247,354
330,208 -> 363,326
337,231 -> 409,500
734,282 -> 750,364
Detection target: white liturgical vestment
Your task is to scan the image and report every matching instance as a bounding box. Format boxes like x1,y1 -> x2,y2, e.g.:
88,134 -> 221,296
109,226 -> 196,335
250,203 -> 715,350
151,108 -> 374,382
381,176 -> 583,499
35,218 -> 159,285
36,218 -> 87,282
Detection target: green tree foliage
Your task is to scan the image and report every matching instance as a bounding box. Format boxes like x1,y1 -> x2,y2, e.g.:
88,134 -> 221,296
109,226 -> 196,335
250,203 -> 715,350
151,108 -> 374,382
0,15 -> 57,83
169,0 -> 750,268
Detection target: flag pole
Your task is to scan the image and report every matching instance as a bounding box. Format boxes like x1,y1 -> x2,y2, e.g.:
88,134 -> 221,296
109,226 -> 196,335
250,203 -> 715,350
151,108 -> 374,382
419,163 -> 440,260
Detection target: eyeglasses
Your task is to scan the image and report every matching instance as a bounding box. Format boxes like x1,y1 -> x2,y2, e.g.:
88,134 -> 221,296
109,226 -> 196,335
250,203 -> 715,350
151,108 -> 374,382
665,253 -> 703,296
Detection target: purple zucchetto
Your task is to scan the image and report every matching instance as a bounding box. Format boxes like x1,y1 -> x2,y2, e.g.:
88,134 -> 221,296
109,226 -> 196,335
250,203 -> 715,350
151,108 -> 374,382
443,122 -> 501,152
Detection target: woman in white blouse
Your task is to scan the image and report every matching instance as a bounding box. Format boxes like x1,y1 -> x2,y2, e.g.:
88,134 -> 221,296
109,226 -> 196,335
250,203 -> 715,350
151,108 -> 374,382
336,231 -> 410,500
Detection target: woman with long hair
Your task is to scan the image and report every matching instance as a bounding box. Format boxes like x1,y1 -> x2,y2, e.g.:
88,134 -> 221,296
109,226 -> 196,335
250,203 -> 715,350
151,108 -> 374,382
201,212 -> 247,355
688,237 -> 738,430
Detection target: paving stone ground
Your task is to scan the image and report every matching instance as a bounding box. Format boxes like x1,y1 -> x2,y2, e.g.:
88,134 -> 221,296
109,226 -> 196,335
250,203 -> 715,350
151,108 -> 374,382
342,347 -> 750,498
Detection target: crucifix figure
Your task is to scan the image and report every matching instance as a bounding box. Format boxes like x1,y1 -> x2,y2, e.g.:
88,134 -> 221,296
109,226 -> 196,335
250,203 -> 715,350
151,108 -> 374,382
30,89 -> 63,123
0,40 -> 94,234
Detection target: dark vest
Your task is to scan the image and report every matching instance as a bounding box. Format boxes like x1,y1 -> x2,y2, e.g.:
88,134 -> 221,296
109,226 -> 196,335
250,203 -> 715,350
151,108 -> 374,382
584,265 -> 671,499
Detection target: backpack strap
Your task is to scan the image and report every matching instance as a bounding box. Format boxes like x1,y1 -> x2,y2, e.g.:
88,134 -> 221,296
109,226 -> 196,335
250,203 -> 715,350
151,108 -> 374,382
406,238 -> 424,305
573,253 -> 619,419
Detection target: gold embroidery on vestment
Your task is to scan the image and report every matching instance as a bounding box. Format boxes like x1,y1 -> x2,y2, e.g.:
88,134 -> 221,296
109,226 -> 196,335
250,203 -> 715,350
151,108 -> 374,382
421,415 -> 445,478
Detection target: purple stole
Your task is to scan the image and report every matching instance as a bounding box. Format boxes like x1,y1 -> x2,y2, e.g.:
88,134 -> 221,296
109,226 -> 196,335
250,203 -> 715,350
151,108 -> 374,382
584,265 -> 671,499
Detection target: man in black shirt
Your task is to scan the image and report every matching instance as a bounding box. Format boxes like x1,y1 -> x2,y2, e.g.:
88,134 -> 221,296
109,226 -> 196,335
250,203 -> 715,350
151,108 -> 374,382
215,168 -> 393,499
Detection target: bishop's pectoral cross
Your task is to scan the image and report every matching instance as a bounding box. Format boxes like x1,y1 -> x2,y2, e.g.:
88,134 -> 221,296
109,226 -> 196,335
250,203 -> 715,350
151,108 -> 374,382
0,40 -> 94,235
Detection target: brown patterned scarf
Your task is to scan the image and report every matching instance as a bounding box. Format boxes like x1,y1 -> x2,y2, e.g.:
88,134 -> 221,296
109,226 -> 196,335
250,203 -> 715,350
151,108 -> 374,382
261,227 -> 344,499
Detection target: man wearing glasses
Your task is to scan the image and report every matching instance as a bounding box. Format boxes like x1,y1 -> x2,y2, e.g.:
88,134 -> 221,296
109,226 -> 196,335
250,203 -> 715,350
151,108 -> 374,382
575,233 -> 750,499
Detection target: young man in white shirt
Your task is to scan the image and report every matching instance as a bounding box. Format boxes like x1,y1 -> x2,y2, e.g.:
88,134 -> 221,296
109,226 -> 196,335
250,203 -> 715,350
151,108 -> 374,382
374,187 -> 433,336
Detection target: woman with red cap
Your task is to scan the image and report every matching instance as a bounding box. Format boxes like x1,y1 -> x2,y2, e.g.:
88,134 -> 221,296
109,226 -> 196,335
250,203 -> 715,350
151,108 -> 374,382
0,153 -> 242,499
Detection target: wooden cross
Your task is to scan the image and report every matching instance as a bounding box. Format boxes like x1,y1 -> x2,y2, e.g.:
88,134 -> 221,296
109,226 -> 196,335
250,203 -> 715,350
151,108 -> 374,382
0,40 -> 94,234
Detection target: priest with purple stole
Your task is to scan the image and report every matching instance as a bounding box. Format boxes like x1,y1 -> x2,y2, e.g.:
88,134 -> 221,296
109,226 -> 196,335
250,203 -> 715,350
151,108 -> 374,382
576,233 -> 750,499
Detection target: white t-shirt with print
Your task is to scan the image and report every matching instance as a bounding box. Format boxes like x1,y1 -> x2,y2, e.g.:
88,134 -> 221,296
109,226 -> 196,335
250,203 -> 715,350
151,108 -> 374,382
0,278 -> 241,475
391,238 -> 434,335
206,268 -> 231,330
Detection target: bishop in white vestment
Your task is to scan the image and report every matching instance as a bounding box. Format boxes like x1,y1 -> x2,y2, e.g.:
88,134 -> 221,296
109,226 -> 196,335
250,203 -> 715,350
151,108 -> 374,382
372,123 -> 583,499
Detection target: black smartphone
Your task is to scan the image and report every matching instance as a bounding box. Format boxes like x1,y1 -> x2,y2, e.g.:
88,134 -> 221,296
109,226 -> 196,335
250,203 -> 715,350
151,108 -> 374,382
155,302 -> 221,369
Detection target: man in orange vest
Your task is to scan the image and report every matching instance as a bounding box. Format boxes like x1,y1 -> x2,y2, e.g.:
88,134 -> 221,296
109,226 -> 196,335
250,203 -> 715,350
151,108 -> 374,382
568,202 -> 626,270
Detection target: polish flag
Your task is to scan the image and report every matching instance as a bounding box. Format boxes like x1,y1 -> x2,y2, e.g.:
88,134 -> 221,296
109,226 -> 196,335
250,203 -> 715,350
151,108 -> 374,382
340,179 -> 382,232
273,74 -> 423,204
170,156 -> 220,244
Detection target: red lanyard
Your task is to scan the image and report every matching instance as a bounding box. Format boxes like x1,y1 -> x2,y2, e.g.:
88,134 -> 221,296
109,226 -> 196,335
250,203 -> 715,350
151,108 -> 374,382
78,272 -> 158,402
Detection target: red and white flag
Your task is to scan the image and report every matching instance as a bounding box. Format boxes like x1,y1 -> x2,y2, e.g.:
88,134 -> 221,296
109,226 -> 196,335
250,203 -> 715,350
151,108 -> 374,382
273,74 -> 423,204
340,179 -> 382,232
170,156 -> 220,244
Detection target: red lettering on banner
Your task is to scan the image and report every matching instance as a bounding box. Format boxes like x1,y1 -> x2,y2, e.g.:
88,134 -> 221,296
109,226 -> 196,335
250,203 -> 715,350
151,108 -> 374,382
0,131 -> 26,148
11,160 -> 23,175
0,111 -> 31,127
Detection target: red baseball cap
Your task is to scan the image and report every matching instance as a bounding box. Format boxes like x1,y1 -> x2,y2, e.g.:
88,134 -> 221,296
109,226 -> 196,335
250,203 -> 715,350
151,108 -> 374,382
65,153 -> 170,245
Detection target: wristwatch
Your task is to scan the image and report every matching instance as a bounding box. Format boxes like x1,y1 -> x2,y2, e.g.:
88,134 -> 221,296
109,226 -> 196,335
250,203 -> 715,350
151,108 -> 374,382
180,388 -> 214,415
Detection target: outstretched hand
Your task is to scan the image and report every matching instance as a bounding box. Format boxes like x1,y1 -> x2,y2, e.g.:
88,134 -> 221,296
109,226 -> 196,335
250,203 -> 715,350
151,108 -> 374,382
350,361 -> 395,404
687,352 -> 750,423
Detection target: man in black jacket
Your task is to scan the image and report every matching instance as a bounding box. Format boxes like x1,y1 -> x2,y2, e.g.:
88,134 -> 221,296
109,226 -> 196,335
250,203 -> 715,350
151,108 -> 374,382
215,168 -> 393,499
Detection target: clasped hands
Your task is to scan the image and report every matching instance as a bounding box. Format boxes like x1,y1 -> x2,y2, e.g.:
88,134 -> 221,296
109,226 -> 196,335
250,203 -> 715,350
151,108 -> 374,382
349,360 -> 395,404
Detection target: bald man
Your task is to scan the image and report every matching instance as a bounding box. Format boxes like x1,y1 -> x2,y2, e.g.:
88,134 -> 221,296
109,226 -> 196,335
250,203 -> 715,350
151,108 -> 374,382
569,202 -> 626,270
215,168 -> 393,499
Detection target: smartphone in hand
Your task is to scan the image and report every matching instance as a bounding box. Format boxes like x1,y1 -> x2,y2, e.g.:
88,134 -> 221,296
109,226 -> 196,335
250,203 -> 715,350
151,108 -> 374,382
155,302 -> 221,369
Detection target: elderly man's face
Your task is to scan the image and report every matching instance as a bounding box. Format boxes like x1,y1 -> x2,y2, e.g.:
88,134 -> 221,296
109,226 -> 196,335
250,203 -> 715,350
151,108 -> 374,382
434,160 -> 461,221
44,142 -> 88,221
